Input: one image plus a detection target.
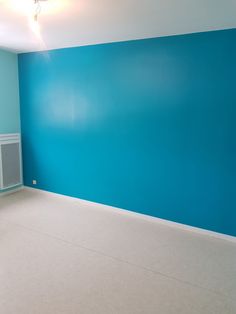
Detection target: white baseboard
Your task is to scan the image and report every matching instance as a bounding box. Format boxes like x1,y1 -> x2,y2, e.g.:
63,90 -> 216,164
23,186 -> 236,244
0,185 -> 24,196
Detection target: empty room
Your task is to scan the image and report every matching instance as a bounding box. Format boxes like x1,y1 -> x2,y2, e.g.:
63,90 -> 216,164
0,0 -> 236,313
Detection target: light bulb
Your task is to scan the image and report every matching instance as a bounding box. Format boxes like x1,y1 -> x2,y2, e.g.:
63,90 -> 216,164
6,0 -> 66,16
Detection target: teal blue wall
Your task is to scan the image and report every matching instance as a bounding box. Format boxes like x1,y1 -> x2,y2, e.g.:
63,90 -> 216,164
0,50 -> 20,133
19,29 -> 236,236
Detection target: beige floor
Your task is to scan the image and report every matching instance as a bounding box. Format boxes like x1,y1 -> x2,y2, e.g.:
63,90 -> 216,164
0,189 -> 236,314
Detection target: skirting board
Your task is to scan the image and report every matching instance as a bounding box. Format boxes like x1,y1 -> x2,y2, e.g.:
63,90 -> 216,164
22,186 -> 236,244
0,185 -> 24,196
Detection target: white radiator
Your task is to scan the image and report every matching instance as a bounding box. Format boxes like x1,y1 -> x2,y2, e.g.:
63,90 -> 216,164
0,134 -> 23,190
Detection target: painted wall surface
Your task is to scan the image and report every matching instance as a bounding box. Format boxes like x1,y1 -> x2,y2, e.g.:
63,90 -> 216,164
0,49 -> 20,133
19,29 -> 236,236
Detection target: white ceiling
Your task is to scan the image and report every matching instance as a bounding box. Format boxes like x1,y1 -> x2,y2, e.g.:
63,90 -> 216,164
0,0 -> 236,53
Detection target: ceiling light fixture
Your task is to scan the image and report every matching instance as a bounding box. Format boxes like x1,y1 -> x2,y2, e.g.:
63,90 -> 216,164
33,0 -> 47,22
29,0 -> 47,38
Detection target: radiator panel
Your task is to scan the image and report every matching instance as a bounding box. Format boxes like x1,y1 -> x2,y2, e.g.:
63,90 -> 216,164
0,134 -> 22,190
